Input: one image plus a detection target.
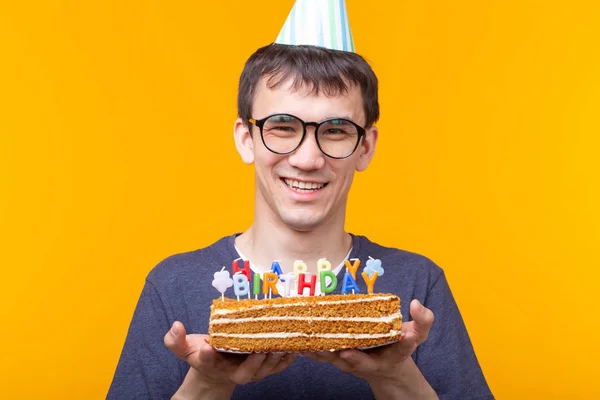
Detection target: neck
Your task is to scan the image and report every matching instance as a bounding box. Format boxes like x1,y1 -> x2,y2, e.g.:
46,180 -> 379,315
235,206 -> 352,275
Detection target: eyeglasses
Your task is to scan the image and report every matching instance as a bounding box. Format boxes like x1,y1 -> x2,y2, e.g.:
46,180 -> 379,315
248,113 -> 366,159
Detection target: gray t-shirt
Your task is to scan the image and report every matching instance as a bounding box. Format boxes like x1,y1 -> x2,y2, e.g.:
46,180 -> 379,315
107,234 -> 494,399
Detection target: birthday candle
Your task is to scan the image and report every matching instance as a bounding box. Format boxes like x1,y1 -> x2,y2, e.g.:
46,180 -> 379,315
317,258 -> 332,272
281,272 -> 297,297
293,260 -> 308,277
341,271 -> 360,295
319,270 -> 337,294
361,271 -> 378,294
232,258 -> 251,282
262,272 -> 279,297
343,259 -> 361,280
252,272 -> 262,299
297,273 -> 316,296
271,260 -> 285,282
233,272 -> 250,300
212,267 -> 234,301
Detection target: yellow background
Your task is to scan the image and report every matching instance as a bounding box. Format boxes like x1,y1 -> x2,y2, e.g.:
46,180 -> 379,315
1,0 -> 598,398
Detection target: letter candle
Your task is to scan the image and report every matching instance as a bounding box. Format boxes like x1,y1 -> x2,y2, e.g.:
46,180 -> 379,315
319,270 -> 337,294
297,273 -> 316,296
343,259 -> 361,294
317,258 -> 331,272
271,260 -> 285,282
232,258 -> 251,282
361,271 -> 378,294
233,272 -> 250,300
252,272 -> 262,299
293,260 -> 308,292
262,272 -> 279,298
341,271 -> 359,295
281,272 -> 297,297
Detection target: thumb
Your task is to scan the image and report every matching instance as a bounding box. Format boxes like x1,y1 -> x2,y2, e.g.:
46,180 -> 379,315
164,321 -> 191,360
409,299 -> 435,343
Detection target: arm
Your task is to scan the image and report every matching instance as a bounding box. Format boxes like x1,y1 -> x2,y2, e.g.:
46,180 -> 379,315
107,280 -> 187,399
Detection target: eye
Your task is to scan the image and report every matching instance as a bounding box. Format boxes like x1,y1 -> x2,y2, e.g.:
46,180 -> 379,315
324,128 -> 347,134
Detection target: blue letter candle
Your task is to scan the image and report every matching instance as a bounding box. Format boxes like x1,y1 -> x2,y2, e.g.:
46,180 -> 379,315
233,273 -> 250,299
341,271 -> 360,295
271,261 -> 285,282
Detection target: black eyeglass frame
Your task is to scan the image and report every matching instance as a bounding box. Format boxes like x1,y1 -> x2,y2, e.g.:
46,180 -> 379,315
248,113 -> 367,159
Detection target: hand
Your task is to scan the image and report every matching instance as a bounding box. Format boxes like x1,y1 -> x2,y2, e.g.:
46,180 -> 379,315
303,300 -> 435,392
164,321 -> 298,397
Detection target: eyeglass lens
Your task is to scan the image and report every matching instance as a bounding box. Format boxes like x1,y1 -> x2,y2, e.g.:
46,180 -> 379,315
261,114 -> 359,158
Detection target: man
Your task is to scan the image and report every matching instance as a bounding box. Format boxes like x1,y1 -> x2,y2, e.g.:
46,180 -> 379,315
108,1 -> 493,399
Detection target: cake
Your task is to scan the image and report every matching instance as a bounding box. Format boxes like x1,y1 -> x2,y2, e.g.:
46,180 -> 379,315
208,293 -> 402,353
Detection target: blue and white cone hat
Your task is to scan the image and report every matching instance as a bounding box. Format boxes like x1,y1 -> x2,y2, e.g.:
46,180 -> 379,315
275,0 -> 355,52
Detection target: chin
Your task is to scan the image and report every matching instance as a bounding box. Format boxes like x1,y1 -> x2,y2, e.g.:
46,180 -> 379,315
279,212 -> 325,232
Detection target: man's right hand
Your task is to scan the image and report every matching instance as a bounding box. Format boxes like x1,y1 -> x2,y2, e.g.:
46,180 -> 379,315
164,321 -> 298,400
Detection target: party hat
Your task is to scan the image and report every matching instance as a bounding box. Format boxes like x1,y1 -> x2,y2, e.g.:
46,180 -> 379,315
275,0 -> 355,52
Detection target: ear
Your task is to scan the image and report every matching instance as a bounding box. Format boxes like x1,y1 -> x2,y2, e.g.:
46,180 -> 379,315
356,126 -> 378,172
234,118 -> 255,165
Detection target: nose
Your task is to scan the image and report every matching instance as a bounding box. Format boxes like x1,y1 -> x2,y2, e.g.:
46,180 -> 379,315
287,127 -> 326,171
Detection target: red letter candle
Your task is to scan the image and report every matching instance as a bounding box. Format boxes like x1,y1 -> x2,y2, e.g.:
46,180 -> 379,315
232,258 -> 251,282
297,273 -> 316,296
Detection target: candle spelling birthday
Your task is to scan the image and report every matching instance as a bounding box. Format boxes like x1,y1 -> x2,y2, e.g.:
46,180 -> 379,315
212,257 -> 384,299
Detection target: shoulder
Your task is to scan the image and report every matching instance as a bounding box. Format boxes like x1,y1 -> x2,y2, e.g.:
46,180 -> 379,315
145,235 -> 235,290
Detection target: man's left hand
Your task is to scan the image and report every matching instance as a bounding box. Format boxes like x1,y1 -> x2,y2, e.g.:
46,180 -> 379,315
303,299 -> 437,399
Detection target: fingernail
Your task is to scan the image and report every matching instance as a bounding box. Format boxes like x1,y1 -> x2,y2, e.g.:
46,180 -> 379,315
171,324 -> 179,336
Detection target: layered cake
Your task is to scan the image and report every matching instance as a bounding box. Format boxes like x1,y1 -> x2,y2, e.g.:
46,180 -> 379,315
208,293 -> 402,353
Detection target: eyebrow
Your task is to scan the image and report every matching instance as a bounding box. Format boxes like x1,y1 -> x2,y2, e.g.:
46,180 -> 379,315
321,115 -> 354,121
268,113 -> 358,123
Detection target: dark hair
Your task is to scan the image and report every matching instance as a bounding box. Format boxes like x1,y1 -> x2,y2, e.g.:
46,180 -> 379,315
237,43 -> 379,128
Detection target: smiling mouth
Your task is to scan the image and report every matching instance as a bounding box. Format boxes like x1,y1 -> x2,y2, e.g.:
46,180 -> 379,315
282,178 -> 327,193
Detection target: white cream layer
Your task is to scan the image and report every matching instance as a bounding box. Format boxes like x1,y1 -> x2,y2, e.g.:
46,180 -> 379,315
210,312 -> 402,325
212,295 -> 397,316
210,330 -> 402,339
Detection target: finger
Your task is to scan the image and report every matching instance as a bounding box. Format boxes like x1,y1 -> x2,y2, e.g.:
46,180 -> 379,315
304,351 -> 354,372
267,353 -> 298,376
197,339 -> 224,368
250,353 -> 283,381
338,349 -> 380,373
409,300 -> 435,344
164,321 -> 193,360
230,353 -> 267,385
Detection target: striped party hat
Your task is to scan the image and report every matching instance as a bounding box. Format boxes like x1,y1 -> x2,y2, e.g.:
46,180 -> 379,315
275,0 -> 355,52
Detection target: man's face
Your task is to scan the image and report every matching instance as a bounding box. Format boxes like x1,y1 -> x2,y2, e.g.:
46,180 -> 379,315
235,77 -> 377,232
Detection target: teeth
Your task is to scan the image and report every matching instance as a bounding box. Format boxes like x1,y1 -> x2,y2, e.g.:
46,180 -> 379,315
283,179 -> 325,191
